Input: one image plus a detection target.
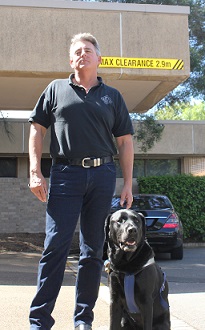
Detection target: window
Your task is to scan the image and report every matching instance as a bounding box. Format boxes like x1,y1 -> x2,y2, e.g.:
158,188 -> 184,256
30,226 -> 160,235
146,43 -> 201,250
133,159 -> 144,177
114,158 -> 180,178
0,158 -> 17,177
146,159 -> 180,176
111,194 -> 172,210
39,158 -> 180,179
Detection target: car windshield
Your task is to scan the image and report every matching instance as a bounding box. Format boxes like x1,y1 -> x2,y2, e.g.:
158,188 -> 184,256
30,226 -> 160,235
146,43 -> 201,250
111,195 -> 173,210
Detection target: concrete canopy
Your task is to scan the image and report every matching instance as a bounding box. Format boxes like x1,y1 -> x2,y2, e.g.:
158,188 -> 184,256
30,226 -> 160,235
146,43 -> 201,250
0,0 -> 190,113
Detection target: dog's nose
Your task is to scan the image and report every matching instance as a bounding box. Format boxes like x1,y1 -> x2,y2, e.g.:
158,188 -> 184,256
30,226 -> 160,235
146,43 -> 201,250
128,227 -> 137,234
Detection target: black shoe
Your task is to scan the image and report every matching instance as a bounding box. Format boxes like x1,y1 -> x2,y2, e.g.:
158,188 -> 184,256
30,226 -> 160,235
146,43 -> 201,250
75,324 -> 92,330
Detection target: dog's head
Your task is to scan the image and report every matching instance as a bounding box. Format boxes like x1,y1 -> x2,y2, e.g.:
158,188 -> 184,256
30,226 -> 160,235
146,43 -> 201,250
107,209 -> 146,253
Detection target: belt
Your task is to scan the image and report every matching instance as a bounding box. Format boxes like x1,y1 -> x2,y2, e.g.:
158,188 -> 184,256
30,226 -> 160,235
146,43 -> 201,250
52,156 -> 113,168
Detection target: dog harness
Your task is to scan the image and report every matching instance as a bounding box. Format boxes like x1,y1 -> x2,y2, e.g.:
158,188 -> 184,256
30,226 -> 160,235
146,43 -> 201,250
124,257 -> 155,314
159,272 -> 170,310
124,273 -> 140,313
124,257 -> 169,314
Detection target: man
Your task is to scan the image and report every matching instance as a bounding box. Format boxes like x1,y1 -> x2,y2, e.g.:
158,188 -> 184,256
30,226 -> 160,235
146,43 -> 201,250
29,32 -> 134,330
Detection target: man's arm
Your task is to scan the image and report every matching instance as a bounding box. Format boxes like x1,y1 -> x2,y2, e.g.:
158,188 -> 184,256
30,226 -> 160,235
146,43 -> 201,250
115,134 -> 134,209
29,122 -> 48,202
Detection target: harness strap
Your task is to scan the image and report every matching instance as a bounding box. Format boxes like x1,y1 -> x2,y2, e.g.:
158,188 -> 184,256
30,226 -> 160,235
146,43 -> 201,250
124,275 -> 140,314
124,257 -> 155,314
143,256 -> 155,268
124,259 -> 169,314
160,272 -> 169,310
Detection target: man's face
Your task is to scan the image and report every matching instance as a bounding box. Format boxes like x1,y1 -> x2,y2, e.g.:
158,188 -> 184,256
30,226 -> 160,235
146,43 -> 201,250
70,40 -> 101,71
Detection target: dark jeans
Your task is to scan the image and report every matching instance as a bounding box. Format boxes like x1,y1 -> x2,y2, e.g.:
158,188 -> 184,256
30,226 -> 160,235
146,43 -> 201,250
29,162 -> 116,329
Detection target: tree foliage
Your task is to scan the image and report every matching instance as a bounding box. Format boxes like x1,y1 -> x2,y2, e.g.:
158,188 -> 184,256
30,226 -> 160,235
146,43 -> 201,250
153,101 -> 205,119
131,114 -> 165,152
0,111 -> 14,141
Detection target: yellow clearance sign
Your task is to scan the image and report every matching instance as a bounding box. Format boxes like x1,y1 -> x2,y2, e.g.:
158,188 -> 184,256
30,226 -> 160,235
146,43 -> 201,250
100,57 -> 184,70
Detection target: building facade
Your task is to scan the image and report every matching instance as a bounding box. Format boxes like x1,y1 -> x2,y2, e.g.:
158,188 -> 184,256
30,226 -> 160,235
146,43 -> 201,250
0,0 -> 192,233
1,119 -> 205,233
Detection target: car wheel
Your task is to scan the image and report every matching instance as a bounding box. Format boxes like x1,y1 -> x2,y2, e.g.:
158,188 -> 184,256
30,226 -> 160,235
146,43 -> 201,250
171,244 -> 183,260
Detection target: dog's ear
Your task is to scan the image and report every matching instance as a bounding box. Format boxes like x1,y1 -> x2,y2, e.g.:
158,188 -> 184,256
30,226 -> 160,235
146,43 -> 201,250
138,212 -> 146,238
138,212 -> 145,219
104,214 -> 112,242
103,214 -> 112,261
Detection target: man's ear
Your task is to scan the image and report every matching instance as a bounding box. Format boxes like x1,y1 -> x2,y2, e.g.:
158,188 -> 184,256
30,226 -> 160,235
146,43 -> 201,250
70,58 -> 74,69
97,55 -> 102,67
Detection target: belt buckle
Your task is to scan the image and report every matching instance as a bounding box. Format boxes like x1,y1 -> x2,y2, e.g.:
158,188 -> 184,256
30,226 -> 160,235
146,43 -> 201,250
82,157 -> 91,168
82,157 -> 101,168
93,158 -> 101,167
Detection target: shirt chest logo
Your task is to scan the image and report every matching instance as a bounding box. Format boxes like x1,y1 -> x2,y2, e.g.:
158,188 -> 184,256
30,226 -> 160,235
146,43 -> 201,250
101,95 -> 113,105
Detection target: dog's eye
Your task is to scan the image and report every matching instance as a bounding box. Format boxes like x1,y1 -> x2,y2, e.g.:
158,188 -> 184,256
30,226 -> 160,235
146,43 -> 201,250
116,218 -> 126,225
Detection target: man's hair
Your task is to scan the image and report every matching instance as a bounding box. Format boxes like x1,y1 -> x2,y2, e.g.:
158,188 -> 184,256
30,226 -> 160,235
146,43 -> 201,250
70,32 -> 101,57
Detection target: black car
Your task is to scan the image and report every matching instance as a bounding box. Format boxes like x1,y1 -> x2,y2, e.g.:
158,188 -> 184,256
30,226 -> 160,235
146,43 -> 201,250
110,194 -> 183,260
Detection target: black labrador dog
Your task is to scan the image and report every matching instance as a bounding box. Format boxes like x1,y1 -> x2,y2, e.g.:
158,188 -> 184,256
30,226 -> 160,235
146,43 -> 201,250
104,209 -> 170,330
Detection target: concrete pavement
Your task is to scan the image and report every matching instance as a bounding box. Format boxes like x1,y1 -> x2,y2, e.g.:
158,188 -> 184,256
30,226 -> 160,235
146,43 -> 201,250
0,252 -> 203,329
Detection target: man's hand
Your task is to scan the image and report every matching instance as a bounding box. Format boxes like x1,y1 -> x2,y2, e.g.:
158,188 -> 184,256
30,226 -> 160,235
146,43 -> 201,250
120,185 -> 133,209
28,123 -> 47,202
29,173 -> 48,203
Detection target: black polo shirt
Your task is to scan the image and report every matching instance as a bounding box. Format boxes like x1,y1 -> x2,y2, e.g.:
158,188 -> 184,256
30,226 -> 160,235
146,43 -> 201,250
29,74 -> 134,159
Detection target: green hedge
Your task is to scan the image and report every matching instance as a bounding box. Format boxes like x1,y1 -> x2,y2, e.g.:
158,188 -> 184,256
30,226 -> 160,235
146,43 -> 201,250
137,174 -> 205,241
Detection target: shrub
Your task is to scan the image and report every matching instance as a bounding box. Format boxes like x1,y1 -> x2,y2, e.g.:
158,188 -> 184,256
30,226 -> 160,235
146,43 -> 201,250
137,174 -> 205,241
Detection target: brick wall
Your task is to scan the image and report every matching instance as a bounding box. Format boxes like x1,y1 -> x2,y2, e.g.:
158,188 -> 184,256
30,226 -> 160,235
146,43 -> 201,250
0,178 -> 46,233
0,177 -> 136,234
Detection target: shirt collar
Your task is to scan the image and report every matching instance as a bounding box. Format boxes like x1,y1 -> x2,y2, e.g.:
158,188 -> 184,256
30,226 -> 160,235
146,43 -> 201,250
68,73 -> 103,86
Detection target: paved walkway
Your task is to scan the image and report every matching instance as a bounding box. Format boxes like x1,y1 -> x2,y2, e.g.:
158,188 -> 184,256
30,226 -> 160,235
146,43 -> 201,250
68,257 -> 198,330
0,252 -> 201,329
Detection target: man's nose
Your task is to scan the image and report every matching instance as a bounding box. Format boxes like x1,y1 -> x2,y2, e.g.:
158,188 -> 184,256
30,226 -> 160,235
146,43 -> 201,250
81,49 -> 87,57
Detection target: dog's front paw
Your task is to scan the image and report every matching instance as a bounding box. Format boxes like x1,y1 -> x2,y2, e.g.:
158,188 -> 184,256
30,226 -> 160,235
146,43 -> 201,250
104,259 -> 110,273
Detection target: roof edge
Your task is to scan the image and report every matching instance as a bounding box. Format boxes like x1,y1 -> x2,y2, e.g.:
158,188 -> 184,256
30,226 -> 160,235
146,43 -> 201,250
0,0 -> 190,15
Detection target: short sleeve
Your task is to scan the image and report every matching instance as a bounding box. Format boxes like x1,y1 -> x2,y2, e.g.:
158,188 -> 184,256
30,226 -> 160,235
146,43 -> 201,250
112,91 -> 134,137
28,84 -> 52,129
